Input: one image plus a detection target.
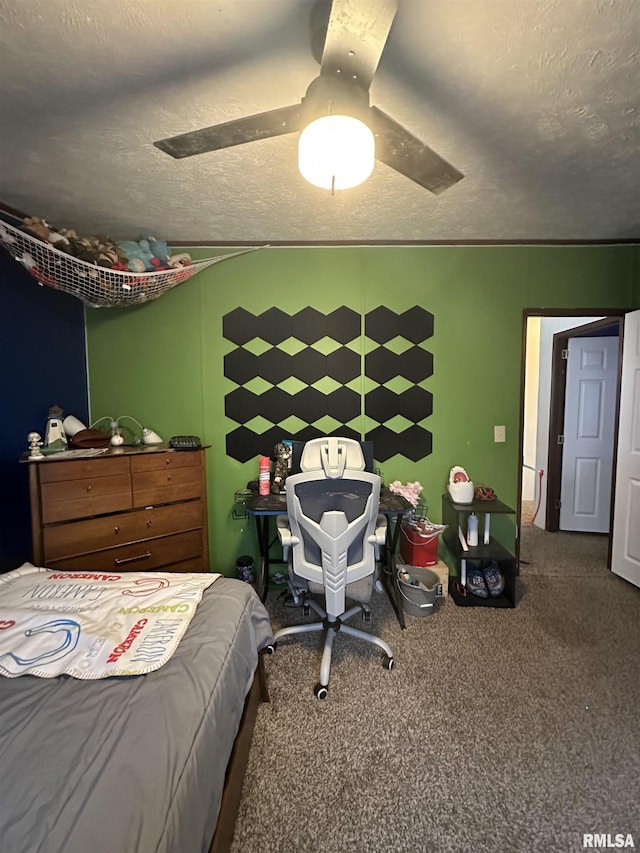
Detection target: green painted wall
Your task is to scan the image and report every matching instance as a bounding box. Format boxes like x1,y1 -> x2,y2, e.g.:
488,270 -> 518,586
86,245 -> 636,575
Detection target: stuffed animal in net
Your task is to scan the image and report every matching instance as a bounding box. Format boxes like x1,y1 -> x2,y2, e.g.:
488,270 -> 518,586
117,238 -> 156,272
117,237 -> 177,272
271,443 -> 292,494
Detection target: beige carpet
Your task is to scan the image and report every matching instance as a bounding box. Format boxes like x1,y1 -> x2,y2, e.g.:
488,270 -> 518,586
231,513 -> 640,853
519,500 -> 610,578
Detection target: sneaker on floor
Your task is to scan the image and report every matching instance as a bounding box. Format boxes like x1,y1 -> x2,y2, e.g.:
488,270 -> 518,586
466,566 -> 489,598
483,561 -> 505,597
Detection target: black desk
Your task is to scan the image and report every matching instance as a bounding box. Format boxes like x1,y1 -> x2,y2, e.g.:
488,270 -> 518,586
245,488 -> 413,628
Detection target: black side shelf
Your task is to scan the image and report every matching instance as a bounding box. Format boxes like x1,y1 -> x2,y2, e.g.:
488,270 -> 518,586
442,494 -> 517,608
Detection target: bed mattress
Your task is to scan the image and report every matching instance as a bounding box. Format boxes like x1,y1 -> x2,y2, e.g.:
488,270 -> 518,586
0,577 -> 273,853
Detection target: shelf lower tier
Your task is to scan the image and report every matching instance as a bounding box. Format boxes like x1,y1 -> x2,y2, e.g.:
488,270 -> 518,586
449,578 -> 515,608
447,555 -> 517,608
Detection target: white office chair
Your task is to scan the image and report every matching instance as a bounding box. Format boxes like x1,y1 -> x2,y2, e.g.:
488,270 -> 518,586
267,437 -> 394,699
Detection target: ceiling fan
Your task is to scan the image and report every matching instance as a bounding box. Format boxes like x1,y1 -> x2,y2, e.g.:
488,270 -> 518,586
153,0 -> 463,195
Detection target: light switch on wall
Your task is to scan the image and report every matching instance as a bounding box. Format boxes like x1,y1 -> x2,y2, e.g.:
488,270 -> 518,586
494,425 -> 506,443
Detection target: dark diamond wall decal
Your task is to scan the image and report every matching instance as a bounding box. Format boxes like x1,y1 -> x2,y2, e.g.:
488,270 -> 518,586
223,306 -> 434,464
223,307 -> 258,345
365,386 -> 398,422
258,308 -> 296,345
365,346 -> 433,384
398,386 -> 433,420
326,348 -> 360,383
365,305 -> 434,344
401,307 -> 434,342
366,424 -> 433,462
226,424 -> 285,463
288,348 -> 328,384
251,387 -> 294,423
364,384 -> 433,427
224,348 -> 259,386
327,306 -> 361,343
365,306 -> 398,344
225,386 -> 261,422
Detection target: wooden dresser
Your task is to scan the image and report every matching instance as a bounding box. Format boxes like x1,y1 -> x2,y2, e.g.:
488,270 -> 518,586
25,446 -> 210,573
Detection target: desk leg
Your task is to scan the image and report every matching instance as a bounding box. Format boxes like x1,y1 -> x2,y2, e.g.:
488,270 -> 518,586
382,513 -> 406,630
253,515 -> 270,604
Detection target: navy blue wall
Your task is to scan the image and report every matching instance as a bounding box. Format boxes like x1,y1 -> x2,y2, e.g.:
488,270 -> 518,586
1,249 -> 89,571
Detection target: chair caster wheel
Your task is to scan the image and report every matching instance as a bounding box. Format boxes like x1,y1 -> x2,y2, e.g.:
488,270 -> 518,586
303,604 -> 310,616
362,610 -> 371,623
314,683 -> 328,700
265,644 -> 276,655
383,655 -> 394,671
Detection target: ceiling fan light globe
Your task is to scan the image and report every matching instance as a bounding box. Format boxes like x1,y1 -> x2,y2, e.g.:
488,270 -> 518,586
298,115 -> 374,190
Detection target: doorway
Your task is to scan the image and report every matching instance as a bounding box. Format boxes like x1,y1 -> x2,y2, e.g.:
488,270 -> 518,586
516,308 -> 626,571
547,317 -> 622,532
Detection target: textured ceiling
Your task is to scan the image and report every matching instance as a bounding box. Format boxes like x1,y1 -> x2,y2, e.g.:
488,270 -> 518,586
0,0 -> 638,244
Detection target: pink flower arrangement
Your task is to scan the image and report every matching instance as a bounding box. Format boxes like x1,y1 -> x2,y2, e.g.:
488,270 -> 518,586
388,480 -> 423,507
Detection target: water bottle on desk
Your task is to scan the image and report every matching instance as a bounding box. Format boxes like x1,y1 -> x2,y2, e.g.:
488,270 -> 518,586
467,512 -> 479,547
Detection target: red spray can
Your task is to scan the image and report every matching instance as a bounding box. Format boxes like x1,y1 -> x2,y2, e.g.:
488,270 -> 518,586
259,455 -> 271,495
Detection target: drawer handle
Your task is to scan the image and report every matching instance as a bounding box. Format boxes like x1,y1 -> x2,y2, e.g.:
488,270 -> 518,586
86,485 -> 92,492
114,526 -> 120,534
114,551 -> 151,566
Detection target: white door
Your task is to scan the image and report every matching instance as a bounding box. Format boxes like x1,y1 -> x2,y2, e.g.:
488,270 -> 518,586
611,309 -> 640,588
559,336 -> 618,533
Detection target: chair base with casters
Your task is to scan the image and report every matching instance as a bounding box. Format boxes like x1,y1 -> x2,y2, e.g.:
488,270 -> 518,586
267,580 -> 394,700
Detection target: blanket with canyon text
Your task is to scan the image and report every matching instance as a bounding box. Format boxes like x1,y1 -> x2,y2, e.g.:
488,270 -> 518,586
0,563 -> 220,679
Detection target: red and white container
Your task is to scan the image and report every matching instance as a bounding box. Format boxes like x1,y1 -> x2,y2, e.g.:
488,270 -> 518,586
400,516 -> 446,567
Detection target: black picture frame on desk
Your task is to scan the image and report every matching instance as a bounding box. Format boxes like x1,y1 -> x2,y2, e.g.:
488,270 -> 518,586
442,494 -> 517,608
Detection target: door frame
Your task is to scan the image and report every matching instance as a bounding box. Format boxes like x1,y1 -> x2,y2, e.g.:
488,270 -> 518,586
516,307 -> 628,571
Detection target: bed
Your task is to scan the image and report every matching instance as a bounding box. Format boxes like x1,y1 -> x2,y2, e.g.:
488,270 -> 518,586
0,573 -> 273,853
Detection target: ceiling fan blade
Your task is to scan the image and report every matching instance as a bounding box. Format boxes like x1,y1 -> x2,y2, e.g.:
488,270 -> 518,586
153,104 -> 305,159
370,106 -> 464,194
320,0 -> 398,90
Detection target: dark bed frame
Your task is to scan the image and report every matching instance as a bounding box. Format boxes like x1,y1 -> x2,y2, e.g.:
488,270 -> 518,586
209,653 -> 269,853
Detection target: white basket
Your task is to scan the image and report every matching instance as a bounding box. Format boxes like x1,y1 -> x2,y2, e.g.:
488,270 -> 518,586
0,218 -> 261,308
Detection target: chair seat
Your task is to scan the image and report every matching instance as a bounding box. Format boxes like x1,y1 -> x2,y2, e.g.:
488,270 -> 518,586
303,573 -> 373,604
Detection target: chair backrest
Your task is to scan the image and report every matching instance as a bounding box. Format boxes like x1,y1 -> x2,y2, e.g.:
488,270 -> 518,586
299,436 -> 366,478
291,437 -> 374,475
285,438 -> 381,616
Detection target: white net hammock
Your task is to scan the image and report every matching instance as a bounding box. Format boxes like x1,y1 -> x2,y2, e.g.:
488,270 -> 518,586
0,218 -> 261,308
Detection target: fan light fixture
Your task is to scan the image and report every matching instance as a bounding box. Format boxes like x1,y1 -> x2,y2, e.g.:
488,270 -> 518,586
298,114 -> 375,191
154,1 -> 465,196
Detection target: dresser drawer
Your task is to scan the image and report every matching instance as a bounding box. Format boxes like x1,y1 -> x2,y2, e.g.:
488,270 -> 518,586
132,465 -> 203,507
163,556 -> 209,573
38,456 -> 130,483
46,529 -> 204,573
43,501 -> 204,561
41,475 -> 133,524
130,451 -> 202,473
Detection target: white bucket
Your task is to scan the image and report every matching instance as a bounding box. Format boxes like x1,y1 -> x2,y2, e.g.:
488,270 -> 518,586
397,566 -> 440,617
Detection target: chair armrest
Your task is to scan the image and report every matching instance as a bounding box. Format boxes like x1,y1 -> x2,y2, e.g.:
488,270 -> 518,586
372,513 -> 387,559
276,514 -> 292,560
